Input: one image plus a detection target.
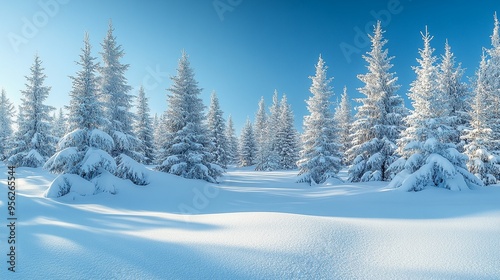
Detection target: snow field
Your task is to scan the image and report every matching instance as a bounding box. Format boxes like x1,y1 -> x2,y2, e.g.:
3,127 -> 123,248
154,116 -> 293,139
0,165 -> 499,279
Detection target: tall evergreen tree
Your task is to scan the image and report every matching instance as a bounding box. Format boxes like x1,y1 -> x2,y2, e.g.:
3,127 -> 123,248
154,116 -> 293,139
254,96 -> 267,168
462,53 -> 500,185
388,28 -> 482,191
438,40 -> 469,150
99,21 -> 137,158
52,108 -> 67,139
226,114 -> 239,165
9,55 -> 56,167
134,86 -> 155,164
484,12 -> 500,153
44,33 -> 117,195
156,52 -> 222,183
297,55 -> 342,185
256,90 -> 282,171
334,86 -> 353,165
207,91 -> 228,168
276,94 -> 299,169
239,117 -> 256,167
0,89 -> 15,161
347,22 -> 406,182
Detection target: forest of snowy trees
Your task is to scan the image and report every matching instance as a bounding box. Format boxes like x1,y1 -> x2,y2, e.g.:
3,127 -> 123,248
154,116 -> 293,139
1,14 -> 500,196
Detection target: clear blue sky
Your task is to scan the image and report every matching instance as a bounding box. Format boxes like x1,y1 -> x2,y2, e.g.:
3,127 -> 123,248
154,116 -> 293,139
0,0 -> 498,133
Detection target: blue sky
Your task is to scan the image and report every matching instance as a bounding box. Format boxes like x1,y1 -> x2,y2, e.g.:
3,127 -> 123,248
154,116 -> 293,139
0,0 -> 498,133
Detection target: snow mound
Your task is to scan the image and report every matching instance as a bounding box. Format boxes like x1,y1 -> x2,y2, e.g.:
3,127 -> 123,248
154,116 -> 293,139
44,174 -> 94,198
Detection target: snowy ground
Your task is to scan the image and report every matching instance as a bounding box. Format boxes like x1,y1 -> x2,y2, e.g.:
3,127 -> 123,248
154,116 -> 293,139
1,164 -> 499,279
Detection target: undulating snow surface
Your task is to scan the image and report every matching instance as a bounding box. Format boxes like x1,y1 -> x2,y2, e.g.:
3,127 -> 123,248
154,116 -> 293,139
1,164 -> 499,279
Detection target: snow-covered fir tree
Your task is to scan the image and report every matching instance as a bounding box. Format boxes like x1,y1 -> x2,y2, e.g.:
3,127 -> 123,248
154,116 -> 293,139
334,86 -> 353,165
255,90 -> 281,171
239,117 -> 256,167
297,55 -> 342,185
388,28 -> 482,191
437,40 -> 469,150
347,22 -> 406,182
156,52 -> 222,183
99,21 -> 138,158
0,89 -> 14,161
52,108 -> 67,139
253,96 -> 268,168
207,91 -> 229,168
275,94 -> 299,169
134,86 -> 155,164
484,12 -> 500,153
44,34 -> 119,196
9,55 -> 56,167
462,53 -> 500,185
225,114 -> 239,165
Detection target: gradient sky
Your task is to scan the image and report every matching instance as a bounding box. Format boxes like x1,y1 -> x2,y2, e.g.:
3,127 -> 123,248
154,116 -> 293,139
0,0 -> 498,133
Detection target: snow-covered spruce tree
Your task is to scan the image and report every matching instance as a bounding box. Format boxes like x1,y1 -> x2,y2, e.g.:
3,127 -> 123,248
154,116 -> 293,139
484,12 -> 500,153
52,108 -> 67,140
134,86 -> 155,164
347,22 -> 406,182
253,96 -> 268,168
44,33 -> 118,197
225,114 -> 239,165
207,91 -> 229,168
152,113 -> 162,163
156,52 -> 222,183
239,117 -> 256,167
334,86 -> 353,165
297,55 -> 342,185
255,90 -> 281,171
462,53 -> 500,185
388,28 -> 483,191
9,55 -> 56,167
437,40 -> 469,150
99,21 -> 138,159
276,94 -> 299,169
0,89 -> 15,161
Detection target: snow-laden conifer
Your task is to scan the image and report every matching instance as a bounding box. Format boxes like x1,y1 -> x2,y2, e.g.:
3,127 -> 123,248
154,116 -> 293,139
52,108 -> 67,139
462,53 -> 500,185
226,115 -> 239,165
44,34 -> 118,196
347,22 -> 406,182
254,97 -> 267,168
9,55 -> 56,167
276,94 -> 299,169
207,91 -> 229,168
437,40 -> 469,150
156,52 -> 222,183
134,86 -> 155,164
334,87 -> 353,165
99,21 -> 138,158
297,55 -> 342,185
0,89 -> 15,161
484,13 -> 500,153
388,28 -> 482,191
255,90 -> 281,171
239,117 -> 256,167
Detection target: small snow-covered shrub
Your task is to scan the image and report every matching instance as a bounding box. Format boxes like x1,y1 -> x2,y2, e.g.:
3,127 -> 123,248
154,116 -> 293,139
44,174 -> 94,198
116,154 -> 150,185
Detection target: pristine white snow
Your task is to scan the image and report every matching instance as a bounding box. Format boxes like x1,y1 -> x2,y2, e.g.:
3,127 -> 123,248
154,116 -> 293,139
1,164 -> 499,279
